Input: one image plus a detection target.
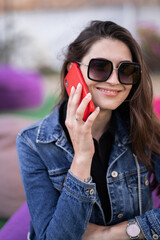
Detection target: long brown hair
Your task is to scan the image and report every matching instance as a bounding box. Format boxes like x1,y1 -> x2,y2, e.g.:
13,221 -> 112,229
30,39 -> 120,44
59,20 -> 160,192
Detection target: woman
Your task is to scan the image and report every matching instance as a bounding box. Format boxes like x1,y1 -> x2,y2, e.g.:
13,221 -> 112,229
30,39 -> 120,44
17,21 -> 160,240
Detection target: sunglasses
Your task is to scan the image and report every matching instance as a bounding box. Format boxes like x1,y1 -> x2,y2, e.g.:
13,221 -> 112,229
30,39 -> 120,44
78,58 -> 141,85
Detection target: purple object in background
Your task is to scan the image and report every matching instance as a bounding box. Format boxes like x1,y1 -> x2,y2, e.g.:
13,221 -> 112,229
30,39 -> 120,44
0,202 -> 30,240
150,173 -> 160,209
154,97 -> 160,120
0,65 -> 43,110
152,189 -> 160,209
152,98 -> 160,208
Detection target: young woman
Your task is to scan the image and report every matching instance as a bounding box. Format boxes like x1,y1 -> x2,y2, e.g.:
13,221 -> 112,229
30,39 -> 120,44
17,20 -> 160,240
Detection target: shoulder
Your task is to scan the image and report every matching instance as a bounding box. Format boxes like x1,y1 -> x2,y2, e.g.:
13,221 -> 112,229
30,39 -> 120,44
17,103 -> 63,146
18,118 -> 42,138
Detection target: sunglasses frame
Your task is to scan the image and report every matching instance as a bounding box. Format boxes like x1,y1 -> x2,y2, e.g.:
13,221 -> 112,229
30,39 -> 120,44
78,58 -> 141,85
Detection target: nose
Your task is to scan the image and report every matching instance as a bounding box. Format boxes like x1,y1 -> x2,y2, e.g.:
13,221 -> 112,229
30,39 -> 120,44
106,68 -> 119,85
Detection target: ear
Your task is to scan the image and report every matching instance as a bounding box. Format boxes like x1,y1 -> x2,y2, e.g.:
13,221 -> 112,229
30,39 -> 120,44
67,62 -> 73,71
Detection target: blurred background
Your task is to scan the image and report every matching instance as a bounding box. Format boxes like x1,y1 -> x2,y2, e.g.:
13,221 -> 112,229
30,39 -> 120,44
0,0 -> 160,233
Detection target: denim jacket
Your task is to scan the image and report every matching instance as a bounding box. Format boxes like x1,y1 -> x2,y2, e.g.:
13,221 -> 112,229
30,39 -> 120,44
16,101 -> 160,240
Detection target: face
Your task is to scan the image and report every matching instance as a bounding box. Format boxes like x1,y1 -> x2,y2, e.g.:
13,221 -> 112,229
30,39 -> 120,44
80,38 -> 133,112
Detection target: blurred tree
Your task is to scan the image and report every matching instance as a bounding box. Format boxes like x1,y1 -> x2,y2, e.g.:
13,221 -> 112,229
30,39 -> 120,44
0,0 -> 29,64
138,25 -> 160,73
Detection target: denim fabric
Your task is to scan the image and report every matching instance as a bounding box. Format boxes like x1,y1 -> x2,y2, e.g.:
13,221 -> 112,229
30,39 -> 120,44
16,102 -> 160,240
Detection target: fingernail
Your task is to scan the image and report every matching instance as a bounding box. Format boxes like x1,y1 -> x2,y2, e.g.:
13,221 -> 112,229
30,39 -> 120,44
71,86 -> 75,93
77,83 -> 81,89
86,93 -> 91,98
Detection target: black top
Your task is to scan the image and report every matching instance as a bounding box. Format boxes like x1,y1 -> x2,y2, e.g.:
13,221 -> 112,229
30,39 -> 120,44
91,115 -> 115,223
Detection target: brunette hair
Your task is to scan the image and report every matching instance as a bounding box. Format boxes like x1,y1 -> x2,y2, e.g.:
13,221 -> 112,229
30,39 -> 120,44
60,20 -> 160,192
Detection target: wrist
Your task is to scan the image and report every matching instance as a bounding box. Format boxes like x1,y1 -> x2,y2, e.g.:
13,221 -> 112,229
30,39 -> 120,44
70,156 -> 92,181
126,219 -> 144,240
105,221 -> 129,240
70,166 -> 91,183
74,153 -> 93,164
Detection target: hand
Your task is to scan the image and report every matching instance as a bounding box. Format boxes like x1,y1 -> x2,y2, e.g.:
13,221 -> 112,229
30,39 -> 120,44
65,84 -> 100,181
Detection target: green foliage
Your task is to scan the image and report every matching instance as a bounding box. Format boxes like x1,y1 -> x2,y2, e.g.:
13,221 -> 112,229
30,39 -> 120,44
0,94 -> 59,119
0,219 -> 7,229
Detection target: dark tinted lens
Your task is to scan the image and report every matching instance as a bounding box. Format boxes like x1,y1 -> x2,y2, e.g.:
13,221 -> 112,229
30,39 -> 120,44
88,59 -> 112,81
119,63 -> 141,85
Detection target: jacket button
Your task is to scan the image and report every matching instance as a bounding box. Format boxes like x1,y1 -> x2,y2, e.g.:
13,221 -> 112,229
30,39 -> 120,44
86,188 -> 94,195
89,189 -> 94,195
145,179 -> 149,186
152,234 -> 159,240
111,171 -> 118,178
117,213 -> 123,218
151,229 -> 159,239
145,176 -> 149,186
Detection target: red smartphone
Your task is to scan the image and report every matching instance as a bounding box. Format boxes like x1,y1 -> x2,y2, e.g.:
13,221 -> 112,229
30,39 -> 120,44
64,62 -> 95,121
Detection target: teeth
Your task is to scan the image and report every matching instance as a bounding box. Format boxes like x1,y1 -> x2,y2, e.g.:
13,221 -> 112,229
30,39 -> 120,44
101,89 -> 117,93
106,90 -> 116,93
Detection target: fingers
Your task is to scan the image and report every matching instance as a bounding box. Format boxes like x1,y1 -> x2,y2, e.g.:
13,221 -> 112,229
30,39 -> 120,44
74,88 -> 100,125
65,83 -> 100,165
75,92 -> 92,120
85,106 -> 100,127
66,83 -> 100,128
66,83 -> 82,120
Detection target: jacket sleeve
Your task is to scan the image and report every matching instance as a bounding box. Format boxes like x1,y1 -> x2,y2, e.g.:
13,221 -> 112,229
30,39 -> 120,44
16,133 -> 96,240
136,155 -> 160,240
136,209 -> 160,239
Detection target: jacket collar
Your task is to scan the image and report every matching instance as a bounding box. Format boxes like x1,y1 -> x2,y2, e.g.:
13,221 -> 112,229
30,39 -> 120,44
36,101 -> 131,145
36,102 -> 65,144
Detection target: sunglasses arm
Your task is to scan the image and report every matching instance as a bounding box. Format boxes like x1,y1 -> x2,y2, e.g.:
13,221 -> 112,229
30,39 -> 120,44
77,62 -> 89,67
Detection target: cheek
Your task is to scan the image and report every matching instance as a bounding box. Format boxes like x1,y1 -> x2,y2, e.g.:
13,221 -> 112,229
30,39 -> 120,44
80,66 -> 95,90
115,86 -> 133,107
81,66 -> 88,81
120,87 -> 132,103
83,77 -> 95,91
85,83 -> 96,95
125,86 -> 132,97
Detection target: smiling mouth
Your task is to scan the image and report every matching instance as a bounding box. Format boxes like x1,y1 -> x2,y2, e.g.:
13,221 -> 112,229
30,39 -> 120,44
97,87 -> 121,94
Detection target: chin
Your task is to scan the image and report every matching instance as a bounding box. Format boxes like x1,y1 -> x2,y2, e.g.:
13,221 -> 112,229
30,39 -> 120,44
94,98 -> 124,110
98,103 -> 121,111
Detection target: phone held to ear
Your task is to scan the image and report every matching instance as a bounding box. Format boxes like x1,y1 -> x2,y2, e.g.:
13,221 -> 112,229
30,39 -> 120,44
64,63 -> 95,121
